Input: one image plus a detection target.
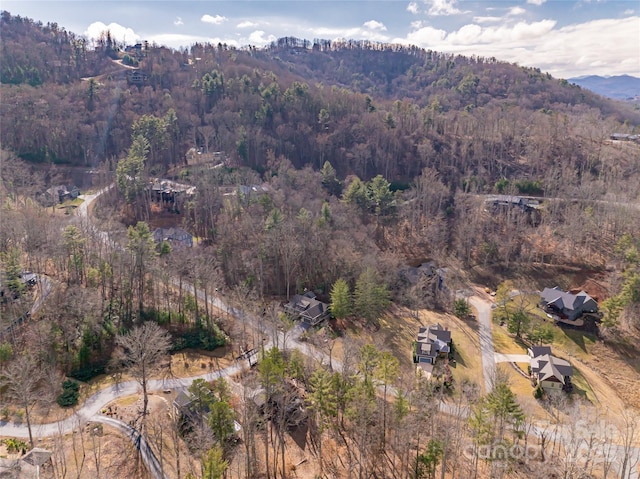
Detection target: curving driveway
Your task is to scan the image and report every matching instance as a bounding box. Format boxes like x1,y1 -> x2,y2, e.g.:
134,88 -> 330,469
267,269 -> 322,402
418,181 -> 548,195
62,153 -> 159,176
469,295 -> 496,393
92,415 -> 168,479
494,353 -> 530,363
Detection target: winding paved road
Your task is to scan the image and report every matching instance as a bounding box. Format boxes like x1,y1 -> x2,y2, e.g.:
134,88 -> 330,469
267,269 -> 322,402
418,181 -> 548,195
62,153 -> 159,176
0,185 -> 636,478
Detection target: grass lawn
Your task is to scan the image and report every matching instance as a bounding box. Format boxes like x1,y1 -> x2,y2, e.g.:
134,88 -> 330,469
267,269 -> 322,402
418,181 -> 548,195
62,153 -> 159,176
518,294 -> 549,321
366,306 -> 485,392
448,317 -> 484,390
56,197 -> 84,208
570,366 -> 598,405
498,363 -> 549,419
491,322 -> 528,354
551,327 -> 597,361
491,293 -> 597,362
487,308 -> 631,417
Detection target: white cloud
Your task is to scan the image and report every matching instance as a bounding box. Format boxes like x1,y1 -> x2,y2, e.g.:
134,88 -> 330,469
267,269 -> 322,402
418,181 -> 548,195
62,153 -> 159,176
201,14 -> 227,25
247,30 -> 277,45
438,20 -> 556,45
402,26 -> 447,45
624,9 -> 634,15
407,2 -> 419,14
84,21 -> 139,45
473,7 -> 525,24
411,20 -> 425,29
473,16 -> 502,24
526,0 -> 546,5
425,0 -> 462,16
311,25 -> 390,43
363,20 -> 387,31
237,21 -> 259,28
173,17 -> 183,26
394,16 -> 640,77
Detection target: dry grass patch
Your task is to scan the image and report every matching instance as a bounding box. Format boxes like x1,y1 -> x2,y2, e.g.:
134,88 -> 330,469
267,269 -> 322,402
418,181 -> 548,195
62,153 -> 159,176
569,359 -> 628,413
375,306 -> 425,369
169,347 -> 233,378
447,317 -> 483,389
373,306 -> 484,390
112,395 -> 139,408
491,323 -> 528,355
550,327 -> 640,409
498,364 -> 549,419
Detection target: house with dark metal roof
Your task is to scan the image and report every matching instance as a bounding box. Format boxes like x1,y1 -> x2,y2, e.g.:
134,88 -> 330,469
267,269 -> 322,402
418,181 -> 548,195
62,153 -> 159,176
40,185 -> 80,206
415,323 -> 451,365
153,227 -> 193,248
283,291 -> 330,326
540,286 -> 598,320
527,345 -> 552,358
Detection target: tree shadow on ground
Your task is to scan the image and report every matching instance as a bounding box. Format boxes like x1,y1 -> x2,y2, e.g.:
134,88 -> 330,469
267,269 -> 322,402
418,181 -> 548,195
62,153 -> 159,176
561,328 -> 596,354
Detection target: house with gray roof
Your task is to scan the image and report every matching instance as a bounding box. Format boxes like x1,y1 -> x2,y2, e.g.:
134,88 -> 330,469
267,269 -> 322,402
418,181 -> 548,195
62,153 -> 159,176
529,346 -> 573,392
284,291 -> 330,326
153,227 -> 193,248
527,345 -> 552,358
40,185 -> 80,206
540,286 -> 598,320
415,323 -> 451,366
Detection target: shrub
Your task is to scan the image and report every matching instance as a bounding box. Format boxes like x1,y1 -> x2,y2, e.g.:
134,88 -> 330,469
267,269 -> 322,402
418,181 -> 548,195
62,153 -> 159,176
68,362 -> 106,382
533,385 -> 544,399
453,298 -> 471,319
2,438 -> 29,454
57,380 -> 80,408
0,342 -> 13,363
173,327 -> 226,351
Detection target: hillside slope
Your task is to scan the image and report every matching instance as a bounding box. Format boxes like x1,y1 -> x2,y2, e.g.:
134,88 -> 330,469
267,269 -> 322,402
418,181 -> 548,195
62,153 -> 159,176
1,14 -> 639,195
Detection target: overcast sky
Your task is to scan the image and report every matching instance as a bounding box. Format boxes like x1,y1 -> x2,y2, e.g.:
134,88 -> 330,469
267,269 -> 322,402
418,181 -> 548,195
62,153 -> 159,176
3,0 -> 639,79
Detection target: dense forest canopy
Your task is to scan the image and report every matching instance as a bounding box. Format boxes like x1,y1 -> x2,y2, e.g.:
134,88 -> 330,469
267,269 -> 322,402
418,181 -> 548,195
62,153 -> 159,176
1,10 -> 639,190
1,10 -> 640,302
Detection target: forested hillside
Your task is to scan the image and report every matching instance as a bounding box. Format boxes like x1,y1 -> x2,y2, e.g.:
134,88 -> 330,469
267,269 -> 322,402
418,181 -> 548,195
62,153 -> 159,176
2,11 -> 640,479
1,11 -> 639,190
2,9 -> 640,302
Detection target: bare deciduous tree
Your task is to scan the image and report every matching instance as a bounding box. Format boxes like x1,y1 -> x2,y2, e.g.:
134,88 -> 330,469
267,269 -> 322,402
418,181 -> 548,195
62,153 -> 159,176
111,322 -> 172,426
618,408 -> 640,479
0,354 -> 46,447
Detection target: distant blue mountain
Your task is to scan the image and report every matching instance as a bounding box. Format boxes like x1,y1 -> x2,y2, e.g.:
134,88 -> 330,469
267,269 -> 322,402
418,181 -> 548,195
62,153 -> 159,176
568,75 -> 640,100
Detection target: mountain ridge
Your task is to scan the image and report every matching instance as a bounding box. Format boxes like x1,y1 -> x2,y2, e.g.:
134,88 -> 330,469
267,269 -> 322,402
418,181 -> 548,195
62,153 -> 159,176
568,74 -> 640,100
2,12 -> 639,188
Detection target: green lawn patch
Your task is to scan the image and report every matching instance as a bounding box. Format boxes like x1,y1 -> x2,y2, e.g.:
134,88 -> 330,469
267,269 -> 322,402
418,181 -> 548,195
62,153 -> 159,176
56,197 -> 84,208
570,366 -> 598,405
552,328 -> 597,359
